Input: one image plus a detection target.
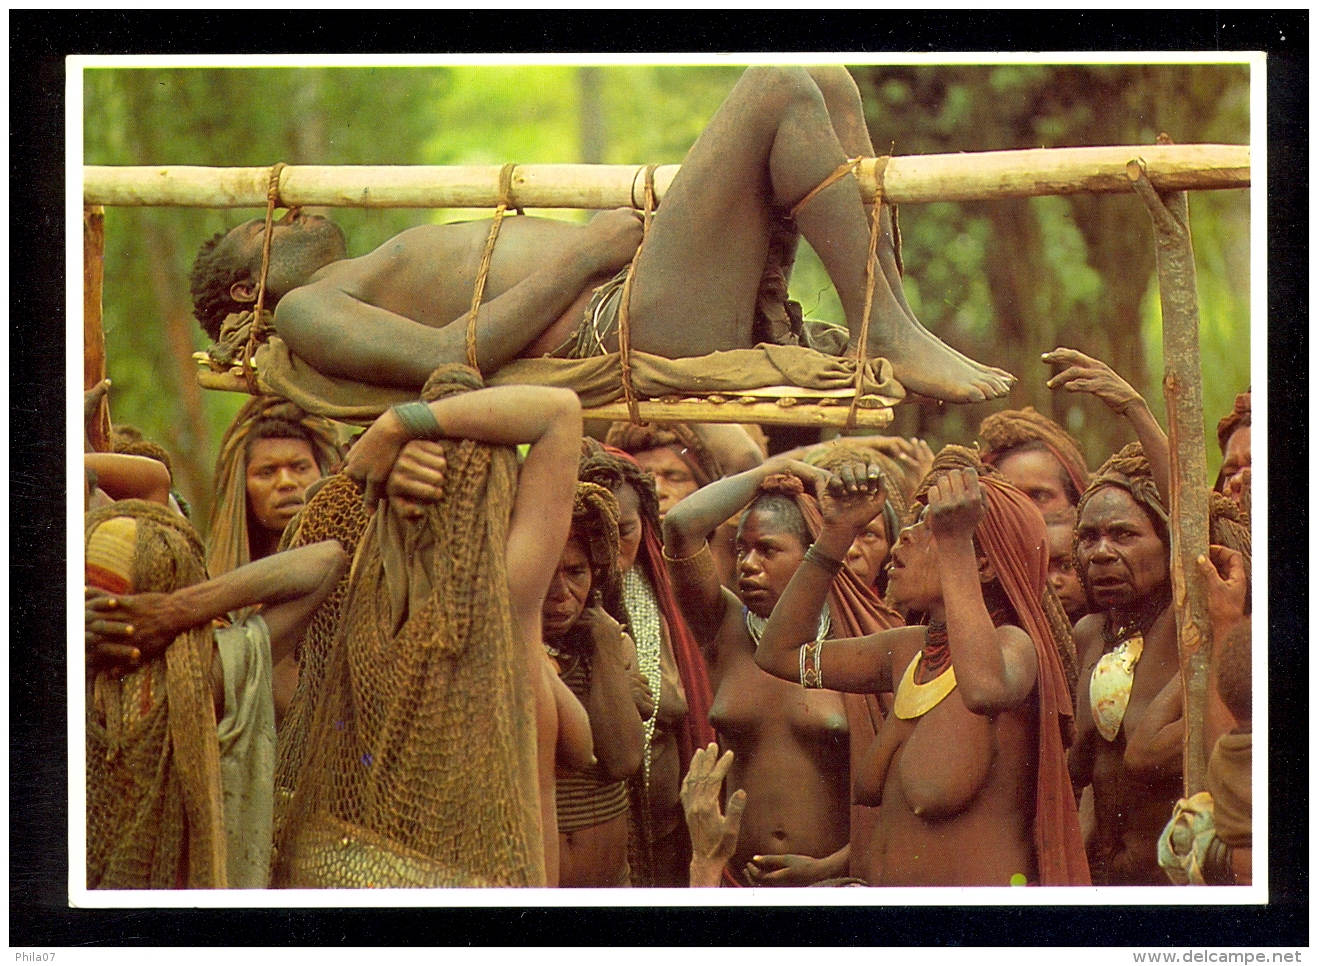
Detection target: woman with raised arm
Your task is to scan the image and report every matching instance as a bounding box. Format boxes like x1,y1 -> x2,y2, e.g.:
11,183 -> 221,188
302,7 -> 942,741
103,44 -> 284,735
755,447 -> 1088,886
662,454 -> 900,886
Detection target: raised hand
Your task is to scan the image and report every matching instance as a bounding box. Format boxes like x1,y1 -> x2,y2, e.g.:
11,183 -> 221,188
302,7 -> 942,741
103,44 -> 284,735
925,467 -> 987,544
1044,347 -> 1145,415
865,435 -> 935,493
385,439 -> 448,520
1196,545 -> 1248,631
681,742 -> 747,885
817,460 -> 888,534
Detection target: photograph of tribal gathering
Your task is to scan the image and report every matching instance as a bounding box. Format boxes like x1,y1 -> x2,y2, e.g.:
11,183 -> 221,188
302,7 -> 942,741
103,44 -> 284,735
76,57 -> 1255,896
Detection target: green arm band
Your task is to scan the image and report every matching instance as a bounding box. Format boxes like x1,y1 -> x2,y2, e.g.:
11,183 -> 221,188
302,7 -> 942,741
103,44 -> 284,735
390,401 -> 445,441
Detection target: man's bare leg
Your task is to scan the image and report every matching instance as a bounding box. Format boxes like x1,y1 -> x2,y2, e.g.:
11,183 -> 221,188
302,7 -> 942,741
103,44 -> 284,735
629,66 -> 1008,404
808,67 -> 1014,391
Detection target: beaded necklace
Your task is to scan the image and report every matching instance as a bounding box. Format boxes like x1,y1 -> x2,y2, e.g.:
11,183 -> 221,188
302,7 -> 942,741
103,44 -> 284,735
743,603 -> 831,650
622,567 -> 664,789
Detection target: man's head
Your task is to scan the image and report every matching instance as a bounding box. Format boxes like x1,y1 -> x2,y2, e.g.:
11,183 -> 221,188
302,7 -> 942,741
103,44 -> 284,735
190,210 -> 347,341
980,407 -> 1090,515
244,417 -> 328,539
1074,444 -> 1170,615
577,440 -> 662,574
544,481 -> 623,637
1214,389 -> 1251,511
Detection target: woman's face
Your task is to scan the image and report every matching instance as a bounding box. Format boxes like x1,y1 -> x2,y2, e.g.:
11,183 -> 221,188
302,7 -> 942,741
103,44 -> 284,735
846,518 -> 892,590
735,507 -> 807,619
543,537 -> 593,640
615,484 -> 643,574
884,511 -> 942,615
632,446 -> 698,518
995,447 -> 1073,516
1218,426 -> 1251,508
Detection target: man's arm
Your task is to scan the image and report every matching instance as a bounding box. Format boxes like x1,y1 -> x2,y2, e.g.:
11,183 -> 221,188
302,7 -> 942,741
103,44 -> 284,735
85,540 -> 347,670
277,210 -> 643,388
358,384 -> 584,648
1068,616 -> 1104,795
1124,671 -> 1184,773
690,424 -> 765,477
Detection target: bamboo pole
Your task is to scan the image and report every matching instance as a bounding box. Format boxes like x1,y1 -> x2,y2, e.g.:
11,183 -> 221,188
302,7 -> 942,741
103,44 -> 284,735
83,143 -> 1249,210
1127,154 -> 1213,796
83,205 -> 110,451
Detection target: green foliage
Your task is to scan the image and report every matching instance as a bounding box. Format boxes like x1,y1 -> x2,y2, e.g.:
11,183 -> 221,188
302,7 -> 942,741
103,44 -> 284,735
847,63 -> 1250,474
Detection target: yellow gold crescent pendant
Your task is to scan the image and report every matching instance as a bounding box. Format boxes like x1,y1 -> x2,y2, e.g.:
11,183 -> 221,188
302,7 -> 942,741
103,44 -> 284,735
893,651 -> 958,720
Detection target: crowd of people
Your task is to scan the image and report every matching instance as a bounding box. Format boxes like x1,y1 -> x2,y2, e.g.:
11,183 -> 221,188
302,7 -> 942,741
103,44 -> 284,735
82,66 -> 1253,891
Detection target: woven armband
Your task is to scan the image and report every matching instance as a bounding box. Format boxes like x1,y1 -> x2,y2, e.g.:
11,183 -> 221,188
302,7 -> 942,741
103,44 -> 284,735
390,401 -> 444,441
661,541 -> 718,588
800,640 -> 824,689
804,543 -> 845,578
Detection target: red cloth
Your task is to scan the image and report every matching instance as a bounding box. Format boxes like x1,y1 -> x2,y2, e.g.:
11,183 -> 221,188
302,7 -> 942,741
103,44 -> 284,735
971,474 -> 1092,886
983,440 -> 1088,507
759,474 -> 905,880
639,521 -> 717,767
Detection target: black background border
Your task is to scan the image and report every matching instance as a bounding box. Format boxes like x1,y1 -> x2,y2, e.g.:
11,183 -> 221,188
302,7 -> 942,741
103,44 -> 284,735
10,9 -> 1307,948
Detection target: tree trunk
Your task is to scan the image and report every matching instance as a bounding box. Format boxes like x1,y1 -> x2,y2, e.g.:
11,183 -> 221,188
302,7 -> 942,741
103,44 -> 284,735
1129,158 -> 1213,796
83,205 -> 110,451
578,67 -> 606,164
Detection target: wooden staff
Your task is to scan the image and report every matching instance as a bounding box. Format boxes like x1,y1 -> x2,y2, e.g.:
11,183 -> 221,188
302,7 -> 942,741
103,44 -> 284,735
83,143 -> 1249,210
1127,153 -> 1212,795
83,205 -> 110,451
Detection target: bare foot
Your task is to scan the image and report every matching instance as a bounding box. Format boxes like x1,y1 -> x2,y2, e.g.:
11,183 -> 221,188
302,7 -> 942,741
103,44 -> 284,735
857,322 -> 1012,404
873,205 -> 1016,389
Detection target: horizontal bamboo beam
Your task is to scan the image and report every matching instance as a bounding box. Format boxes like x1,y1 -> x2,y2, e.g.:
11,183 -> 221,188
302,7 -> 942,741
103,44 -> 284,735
84,144 -> 1248,210
195,368 -> 895,430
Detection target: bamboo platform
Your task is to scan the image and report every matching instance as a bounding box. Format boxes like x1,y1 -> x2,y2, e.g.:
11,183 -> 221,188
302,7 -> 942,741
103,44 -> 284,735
194,362 -> 898,430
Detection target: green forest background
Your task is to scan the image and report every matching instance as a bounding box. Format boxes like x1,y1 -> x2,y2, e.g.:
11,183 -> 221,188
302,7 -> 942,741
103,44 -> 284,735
83,63 -> 1251,530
